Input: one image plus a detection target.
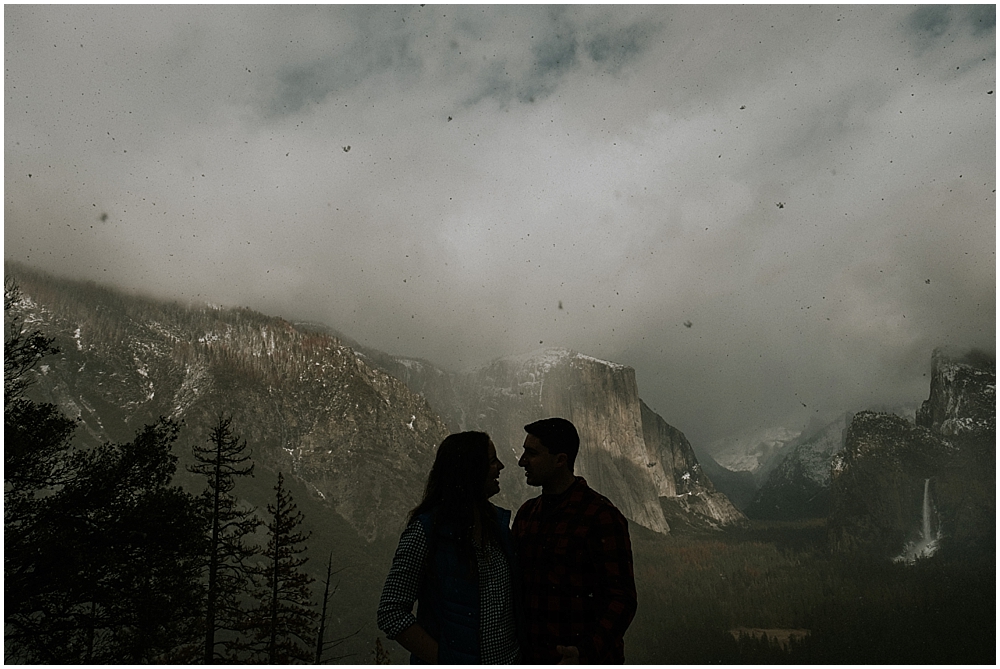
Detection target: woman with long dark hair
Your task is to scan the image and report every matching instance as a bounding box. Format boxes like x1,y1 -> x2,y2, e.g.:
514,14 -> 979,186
377,432 -> 521,664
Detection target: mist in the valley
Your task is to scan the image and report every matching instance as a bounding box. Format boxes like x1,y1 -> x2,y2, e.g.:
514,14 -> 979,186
5,5 -> 995,449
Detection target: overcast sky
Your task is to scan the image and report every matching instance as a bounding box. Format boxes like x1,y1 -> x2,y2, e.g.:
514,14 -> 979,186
5,5 -> 995,449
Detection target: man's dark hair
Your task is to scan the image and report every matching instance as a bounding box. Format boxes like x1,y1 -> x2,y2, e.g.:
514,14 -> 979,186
524,417 -> 580,470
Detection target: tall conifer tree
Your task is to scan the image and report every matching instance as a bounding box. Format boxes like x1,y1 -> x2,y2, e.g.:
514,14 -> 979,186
188,414 -> 261,663
5,277 -> 206,663
5,278 -> 78,647
247,472 -> 316,664
57,420 -> 204,663
4,277 -> 77,544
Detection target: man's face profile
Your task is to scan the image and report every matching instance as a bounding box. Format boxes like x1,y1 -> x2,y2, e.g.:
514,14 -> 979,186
518,433 -> 563,488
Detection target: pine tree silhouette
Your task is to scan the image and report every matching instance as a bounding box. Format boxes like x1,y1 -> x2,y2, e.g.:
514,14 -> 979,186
4,277 -> 77,519
6,278 -> 203,662
6,415 -> 204,662
188,414 -> 261,663
61,419 -> 204,663
245,472 -> 317,664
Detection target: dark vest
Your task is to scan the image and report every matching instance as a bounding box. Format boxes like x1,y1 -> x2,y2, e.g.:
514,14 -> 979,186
411,505 -> 517,664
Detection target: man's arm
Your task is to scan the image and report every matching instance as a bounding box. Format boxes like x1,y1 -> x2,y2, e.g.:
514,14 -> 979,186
585,507 -> 638,662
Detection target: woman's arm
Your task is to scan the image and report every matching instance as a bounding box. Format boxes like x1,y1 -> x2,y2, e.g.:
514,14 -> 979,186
394,622 -> 439,664
376,521 -> 439,661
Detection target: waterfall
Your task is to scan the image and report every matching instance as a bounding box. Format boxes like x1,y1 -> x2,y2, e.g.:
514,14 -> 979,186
894,478 -> 940,564
920,478 -> 932,542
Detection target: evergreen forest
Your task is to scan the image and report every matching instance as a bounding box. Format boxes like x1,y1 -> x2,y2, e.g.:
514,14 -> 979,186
625,520 -> 995,664
4,279 -> 357,664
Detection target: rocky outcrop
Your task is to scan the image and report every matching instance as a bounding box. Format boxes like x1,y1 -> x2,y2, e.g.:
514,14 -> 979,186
916,347 -> 995,438
829,349 -> 995,558
641,401 -> 746,530
387,348 -> 745,535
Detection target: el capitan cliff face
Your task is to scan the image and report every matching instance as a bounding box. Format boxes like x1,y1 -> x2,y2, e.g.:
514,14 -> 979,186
380,347 -> 746,534
463,349 -> 673,534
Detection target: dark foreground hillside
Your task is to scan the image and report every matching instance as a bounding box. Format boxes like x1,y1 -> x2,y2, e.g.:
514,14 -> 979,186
625,520 -> 995,664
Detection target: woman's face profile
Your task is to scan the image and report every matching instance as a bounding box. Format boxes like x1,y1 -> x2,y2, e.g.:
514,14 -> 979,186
483,439 -> 503,498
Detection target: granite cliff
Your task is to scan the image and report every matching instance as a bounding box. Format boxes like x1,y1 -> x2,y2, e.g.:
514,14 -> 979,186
828,349 -> 995,558
368,347 -> 746,534
915,347 -> 996,437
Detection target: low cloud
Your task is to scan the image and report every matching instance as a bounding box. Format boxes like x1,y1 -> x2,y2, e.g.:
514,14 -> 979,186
5,5 -> 994,447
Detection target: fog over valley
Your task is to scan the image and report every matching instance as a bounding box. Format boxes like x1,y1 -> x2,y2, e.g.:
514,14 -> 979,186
5,5 -> 995,448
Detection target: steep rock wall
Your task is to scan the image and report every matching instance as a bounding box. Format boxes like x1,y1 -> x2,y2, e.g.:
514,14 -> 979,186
916,347 -> 995,437
641,400 -> 746,529
452,349 -> 671,534
399,348 -> 745,535
830,349 -> 995,557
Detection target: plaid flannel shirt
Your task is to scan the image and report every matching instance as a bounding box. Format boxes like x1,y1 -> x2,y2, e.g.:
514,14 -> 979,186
512,477 -> 637,664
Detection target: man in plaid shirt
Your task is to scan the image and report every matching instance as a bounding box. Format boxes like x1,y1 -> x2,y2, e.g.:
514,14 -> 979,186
512,418 -> 637,664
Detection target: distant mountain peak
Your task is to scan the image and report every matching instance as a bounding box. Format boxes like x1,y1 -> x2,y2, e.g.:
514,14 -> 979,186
707,426 -> 801,477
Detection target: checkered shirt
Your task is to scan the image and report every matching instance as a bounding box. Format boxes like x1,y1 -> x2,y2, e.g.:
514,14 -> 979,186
376,518 -> 520,664
512,477 -> 637,664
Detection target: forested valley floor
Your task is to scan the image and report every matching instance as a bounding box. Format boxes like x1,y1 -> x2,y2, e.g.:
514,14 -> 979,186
625,519 -> 995,664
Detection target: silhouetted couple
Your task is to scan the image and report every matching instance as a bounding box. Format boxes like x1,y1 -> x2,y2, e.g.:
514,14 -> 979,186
377,418 -> 637,664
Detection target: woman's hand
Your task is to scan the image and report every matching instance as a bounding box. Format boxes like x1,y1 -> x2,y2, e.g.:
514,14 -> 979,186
556,645 -> 580,664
